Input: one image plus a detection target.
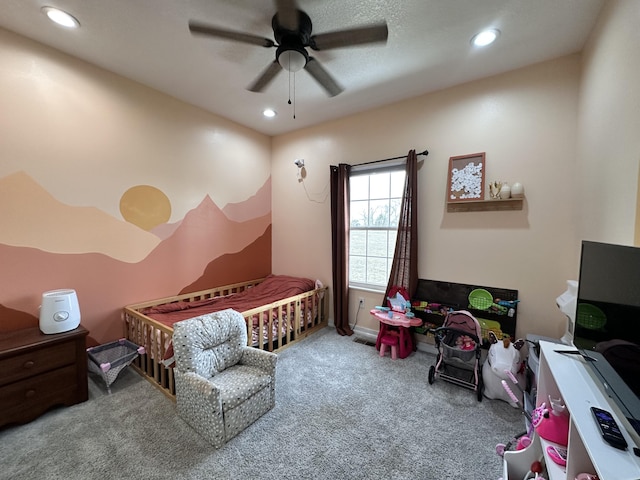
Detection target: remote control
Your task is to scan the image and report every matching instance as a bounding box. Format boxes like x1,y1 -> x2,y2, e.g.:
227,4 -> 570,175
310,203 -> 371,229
591,406 -> 628,450
546,445 -> 567,466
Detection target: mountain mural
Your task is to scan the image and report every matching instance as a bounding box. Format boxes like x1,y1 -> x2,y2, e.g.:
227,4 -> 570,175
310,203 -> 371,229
0,173 -> 272,344
150,177 -> 272,240
180,226 -> 271,294
222,176 -> 271,222
0,171 -> 161,262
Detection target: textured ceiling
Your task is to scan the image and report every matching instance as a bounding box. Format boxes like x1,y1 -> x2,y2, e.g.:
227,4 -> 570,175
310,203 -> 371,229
0,0 -> 605,136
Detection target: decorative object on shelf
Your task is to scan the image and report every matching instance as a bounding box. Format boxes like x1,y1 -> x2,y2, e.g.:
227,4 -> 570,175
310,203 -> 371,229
499,183 -> 511,199
489,180 -> 502,199
446,152 -> 485,202
511,182 -> 524,198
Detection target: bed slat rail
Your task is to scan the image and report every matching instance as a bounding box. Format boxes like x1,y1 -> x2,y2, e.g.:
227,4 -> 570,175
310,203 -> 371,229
123,283 -> 329,398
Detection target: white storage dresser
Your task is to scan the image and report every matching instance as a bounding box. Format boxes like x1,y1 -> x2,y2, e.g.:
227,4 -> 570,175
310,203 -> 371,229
503,341 -> 640,479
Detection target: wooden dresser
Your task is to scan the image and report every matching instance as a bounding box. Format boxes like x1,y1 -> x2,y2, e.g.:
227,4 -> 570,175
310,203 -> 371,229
0,325 -> 89,428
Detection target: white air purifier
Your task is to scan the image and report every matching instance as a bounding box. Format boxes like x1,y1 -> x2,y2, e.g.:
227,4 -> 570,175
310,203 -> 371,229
39,289 -> 81,334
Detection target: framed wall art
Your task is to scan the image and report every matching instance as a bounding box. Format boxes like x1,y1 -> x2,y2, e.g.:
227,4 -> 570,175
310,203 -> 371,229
446,152 -> 486,202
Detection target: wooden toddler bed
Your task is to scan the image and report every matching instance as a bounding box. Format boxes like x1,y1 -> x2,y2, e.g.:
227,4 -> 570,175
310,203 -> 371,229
123,275 -> 329,398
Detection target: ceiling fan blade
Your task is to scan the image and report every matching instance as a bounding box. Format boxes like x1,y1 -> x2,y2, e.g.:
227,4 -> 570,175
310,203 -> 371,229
248,60 -> 283,93
189,21 -> 275,48
274,0 -> 300,31
310,22 -> 388,50
304,57 -> 343,97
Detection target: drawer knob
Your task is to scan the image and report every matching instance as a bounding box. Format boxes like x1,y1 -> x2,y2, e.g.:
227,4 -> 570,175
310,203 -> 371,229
23,360 -> 35,369
25,389 -> 36,398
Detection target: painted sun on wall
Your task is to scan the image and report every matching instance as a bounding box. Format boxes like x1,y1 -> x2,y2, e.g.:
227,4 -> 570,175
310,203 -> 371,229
120,185 -> 172,231
0,172 -> 272,345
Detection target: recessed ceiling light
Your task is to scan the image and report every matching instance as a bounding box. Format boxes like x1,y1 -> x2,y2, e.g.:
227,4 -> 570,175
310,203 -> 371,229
263,108 -> 277,118
472,29 -> 500,47
42,6 -> 80,28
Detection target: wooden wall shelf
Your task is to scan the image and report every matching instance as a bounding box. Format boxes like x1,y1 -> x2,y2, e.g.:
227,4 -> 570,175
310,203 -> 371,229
447,197 -> 524,212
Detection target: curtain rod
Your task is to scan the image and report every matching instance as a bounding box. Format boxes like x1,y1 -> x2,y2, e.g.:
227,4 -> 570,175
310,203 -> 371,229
356,149 -> 429,167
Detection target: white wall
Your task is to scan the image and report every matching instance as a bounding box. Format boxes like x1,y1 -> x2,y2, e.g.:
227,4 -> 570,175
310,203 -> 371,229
0,28 -> 273,340
272,55 -> 582,340
577,0 -> 640,246
0,28 -> 271,222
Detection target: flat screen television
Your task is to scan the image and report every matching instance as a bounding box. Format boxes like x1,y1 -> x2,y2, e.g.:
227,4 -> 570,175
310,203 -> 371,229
574,240 -> 640,437
574,241 -> 640,350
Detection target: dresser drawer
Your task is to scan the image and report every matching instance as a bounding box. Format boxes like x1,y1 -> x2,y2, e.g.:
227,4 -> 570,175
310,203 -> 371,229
0,341 -> 76,386
0,326 -> 88,428
0,364 -> 78,415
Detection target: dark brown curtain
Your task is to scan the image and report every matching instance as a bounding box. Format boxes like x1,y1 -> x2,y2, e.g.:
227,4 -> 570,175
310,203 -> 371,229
330,163 -> 353,336
384,149 -> 419,302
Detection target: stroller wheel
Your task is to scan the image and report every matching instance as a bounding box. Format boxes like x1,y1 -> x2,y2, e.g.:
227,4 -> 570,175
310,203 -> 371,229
428,365 -> 435,384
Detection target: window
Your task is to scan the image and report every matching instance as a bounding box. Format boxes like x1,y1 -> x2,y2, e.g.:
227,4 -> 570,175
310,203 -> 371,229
349,167 -> 406,289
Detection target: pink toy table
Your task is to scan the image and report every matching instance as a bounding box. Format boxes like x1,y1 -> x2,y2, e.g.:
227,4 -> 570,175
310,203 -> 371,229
371,309 -> 422,359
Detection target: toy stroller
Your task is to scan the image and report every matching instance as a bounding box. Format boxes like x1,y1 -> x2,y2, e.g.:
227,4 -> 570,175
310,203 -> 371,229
428,310 -> 484,401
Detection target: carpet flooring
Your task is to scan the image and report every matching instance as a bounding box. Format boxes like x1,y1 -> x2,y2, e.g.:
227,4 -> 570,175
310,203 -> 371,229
0,327 -> 522,479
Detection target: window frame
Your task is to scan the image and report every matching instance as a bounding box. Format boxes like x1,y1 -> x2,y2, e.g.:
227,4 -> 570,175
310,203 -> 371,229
348,163 -> 406,291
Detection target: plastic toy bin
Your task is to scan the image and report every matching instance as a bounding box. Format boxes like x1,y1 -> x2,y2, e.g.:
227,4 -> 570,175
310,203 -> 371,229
87,338 -> 145,393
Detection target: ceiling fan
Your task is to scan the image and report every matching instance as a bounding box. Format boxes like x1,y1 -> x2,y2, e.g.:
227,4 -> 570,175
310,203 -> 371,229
189,0 -> 388,97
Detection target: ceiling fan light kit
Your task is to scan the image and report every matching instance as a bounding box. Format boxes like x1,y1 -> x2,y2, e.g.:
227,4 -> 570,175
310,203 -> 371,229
189,0 -> 388,97
278,48 -> 307,72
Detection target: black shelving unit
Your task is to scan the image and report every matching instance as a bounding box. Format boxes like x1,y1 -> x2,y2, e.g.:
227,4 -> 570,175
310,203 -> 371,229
412,278 -> 518,345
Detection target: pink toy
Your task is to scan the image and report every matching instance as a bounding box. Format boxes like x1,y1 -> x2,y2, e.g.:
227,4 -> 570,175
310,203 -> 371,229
379,333 -> 399,360
456,334 -> 476,350
532,398 -> 570,447
495,378 -> 534,457
546,445 -> 567,467
482,332 -> 525,407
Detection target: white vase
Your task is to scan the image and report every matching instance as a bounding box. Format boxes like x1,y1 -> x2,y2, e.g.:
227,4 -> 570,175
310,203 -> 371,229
499,184 -> 511,199
511,182 -> 524,198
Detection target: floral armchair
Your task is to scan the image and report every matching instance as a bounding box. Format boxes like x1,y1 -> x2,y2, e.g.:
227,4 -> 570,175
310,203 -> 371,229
172,308 -> 277,448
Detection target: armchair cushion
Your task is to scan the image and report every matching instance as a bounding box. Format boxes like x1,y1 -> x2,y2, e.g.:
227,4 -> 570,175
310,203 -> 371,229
214,364 -> 272,410
173,309 -> 247,378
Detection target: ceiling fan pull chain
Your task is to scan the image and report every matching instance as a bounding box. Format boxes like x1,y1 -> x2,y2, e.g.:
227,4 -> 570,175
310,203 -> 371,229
287,70 -> 296,119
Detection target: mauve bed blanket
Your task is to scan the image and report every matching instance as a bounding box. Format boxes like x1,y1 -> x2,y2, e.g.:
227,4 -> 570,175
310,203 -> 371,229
142,274 -> 316,327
